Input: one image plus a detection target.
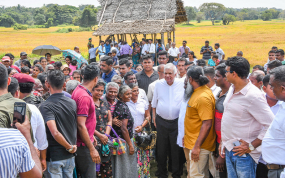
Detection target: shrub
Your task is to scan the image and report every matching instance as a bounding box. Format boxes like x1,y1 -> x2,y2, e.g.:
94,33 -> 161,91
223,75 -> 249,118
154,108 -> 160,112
13,23 -> 28,30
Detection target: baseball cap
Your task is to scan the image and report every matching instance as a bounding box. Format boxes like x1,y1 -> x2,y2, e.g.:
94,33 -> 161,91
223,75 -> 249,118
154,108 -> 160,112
2,56 -> 10,62
20,52 -> 27,56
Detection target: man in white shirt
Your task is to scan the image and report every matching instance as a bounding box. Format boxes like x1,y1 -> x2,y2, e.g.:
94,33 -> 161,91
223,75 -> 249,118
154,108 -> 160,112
168,42 -> 180,63
148,39 -> 156,62
141,40 -> 149,56
152,63 -> 184,178
262,66 -> 285,178
204,67 -> 221,98
8,77 -> 48,171
214,43 -> 225,60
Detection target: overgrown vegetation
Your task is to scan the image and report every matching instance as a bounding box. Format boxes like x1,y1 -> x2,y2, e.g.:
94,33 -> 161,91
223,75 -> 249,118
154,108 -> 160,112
185,4 -> 284,25
55,27 -> 92,33
0,4 -> 99,28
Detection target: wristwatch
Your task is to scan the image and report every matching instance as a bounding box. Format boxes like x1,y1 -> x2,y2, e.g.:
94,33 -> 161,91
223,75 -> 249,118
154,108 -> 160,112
249,143 -> 255,151
66,145 -> 73,152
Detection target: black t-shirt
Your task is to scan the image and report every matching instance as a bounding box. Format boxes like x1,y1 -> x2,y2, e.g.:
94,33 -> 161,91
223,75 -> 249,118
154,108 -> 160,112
39,93 -> 77,161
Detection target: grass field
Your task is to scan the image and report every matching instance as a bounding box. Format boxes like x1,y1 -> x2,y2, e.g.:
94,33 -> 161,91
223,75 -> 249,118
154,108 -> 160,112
0,20 -> 285,66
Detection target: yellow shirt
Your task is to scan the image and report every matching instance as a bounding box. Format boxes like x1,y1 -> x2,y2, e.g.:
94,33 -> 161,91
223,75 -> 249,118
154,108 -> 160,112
184,85 -> 216,151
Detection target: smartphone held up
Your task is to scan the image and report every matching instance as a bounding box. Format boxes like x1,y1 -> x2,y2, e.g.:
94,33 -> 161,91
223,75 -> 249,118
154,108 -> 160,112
12,102 -> 26,129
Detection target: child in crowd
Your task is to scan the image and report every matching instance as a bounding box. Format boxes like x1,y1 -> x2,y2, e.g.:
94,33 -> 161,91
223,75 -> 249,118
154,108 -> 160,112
69,59 -> 77,75
112,49 -> 119,69
173,57 -> 178,66
208,54 -> 220,67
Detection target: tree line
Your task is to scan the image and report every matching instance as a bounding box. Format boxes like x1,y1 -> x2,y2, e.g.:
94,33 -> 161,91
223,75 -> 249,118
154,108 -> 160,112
0,4 -> 99,28
185,3 -> 285,25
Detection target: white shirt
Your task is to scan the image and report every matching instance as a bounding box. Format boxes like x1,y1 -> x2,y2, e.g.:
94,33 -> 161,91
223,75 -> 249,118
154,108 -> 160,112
177,98 -> 189,147
186,58 -> 198,65
141,44 -> 149,56
149,43 -> 156,54
28,104 -> 48,150
139,88 -> 148,103
210,84 -> 222,99
147,80 -> 159,102
262,101 -> 285,165
215,48 -> 225,60
168,47 -> 180,57
152,79 -> 184,120
127,98 -> 149,134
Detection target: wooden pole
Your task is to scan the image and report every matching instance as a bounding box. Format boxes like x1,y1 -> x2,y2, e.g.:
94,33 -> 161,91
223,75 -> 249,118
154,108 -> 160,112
130,34 -> 133,43
99,36 -> 101,44
161,33 -> 165,47
117,34 -> 120,43
173,28 -> 175,43
151,34 -> 154,41
124,34 -> 127,44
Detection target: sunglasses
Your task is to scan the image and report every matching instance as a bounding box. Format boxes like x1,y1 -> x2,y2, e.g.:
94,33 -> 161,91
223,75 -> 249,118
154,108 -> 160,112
225,70 -> 234,74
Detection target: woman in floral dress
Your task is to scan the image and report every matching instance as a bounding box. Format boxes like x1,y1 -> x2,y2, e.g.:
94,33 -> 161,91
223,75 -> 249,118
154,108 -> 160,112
92,79 -> 113,178
126,83 -> 151,178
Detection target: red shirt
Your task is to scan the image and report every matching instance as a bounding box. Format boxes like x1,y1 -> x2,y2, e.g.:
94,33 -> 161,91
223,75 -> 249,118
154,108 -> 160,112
11,65 -> 20,73
72,85 -> 96,146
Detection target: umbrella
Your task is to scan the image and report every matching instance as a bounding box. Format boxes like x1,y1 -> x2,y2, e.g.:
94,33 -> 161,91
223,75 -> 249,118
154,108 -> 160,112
62,49 -> 88,68
32,45 -> 62,56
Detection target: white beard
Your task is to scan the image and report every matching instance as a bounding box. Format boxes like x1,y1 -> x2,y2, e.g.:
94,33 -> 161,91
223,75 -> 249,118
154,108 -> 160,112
184,81 -> 193,101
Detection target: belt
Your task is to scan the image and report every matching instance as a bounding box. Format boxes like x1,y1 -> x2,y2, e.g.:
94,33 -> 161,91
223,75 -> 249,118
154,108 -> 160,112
267,164 -> 285,170
157,114 -> 178,123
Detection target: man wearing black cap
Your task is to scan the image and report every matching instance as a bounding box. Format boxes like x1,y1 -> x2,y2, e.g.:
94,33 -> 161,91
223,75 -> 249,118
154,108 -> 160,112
14,52 -> 28,68
13,73 -> 44,108
200,41 -> 213,62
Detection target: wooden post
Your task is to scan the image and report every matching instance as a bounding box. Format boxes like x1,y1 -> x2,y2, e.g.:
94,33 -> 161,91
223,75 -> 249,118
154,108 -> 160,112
143,34 -> 146,39
161,33 -> 165,46
124,34 -> 127,44
99,36 -> 101,44
151,34 -> 154,41
130,34 -> 133,43
117,34 -> 120,43
173,28 -> 175,43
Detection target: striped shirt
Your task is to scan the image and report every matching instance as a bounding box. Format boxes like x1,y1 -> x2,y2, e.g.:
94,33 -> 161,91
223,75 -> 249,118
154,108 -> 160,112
0,128 -> 35,178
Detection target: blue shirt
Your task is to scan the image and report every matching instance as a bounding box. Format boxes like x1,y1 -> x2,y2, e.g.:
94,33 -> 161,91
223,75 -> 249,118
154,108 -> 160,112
98,46 -> 105,56
102,69 -> 117,83
131,69 -> 138,74
104,44 -> 111,55
89,47 -> 98,59
208,59 -> 216,66
173,61 -> 178,66
113,56 -> 118,65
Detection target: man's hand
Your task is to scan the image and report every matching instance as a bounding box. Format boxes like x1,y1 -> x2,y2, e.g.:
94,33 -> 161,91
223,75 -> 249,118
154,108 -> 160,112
191,146 -> 200,162
219,143 -> 225,158
99,133 -> 108,145
232,139 -> 250,156
215,156 -> 225,172
69,145 -> 77,154
129,145 -> 135,155
35,147 -> 40,157
113,116 -> 122,127
15,116 -> 31,138
90,149 -> 101,163
41,159 -> 47,171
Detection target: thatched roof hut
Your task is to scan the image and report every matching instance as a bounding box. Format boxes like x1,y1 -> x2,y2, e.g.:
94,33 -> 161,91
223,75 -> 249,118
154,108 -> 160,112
93,0 -> 187,44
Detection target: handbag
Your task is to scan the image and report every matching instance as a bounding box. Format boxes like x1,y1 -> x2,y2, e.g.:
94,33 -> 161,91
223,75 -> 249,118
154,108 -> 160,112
105,125 -> 127,155
134,118 -> 157,150
94,137 -> 112,163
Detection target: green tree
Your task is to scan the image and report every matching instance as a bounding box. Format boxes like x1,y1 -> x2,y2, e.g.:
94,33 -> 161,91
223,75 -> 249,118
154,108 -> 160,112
0,14 -> 16,27
222,14 -> 236,25
196,12 -> 204,23
279,10 -> 285,20
237,12 -> 248,21
268,9 -> 280,19
35,14 -> 46,25
261,10 -> 273,21
80,5 -> 97,28
185,6 -> 196,24
199,3 -> 226,25
44,18 -> 53,28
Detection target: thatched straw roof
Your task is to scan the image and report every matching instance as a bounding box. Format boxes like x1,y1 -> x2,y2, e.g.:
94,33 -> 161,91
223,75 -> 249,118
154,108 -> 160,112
93,0 -> 187,36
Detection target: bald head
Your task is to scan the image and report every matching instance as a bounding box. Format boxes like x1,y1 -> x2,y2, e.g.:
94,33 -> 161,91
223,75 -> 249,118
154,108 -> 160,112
249,70 -> 265,89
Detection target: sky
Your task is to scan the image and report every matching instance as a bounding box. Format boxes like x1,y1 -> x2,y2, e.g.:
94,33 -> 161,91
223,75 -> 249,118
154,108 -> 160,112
0,0 -> 284,9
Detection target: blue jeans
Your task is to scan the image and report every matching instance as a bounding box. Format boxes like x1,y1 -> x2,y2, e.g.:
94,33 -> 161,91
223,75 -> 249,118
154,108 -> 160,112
225,149 -> 257,178
44,157 -> 75,178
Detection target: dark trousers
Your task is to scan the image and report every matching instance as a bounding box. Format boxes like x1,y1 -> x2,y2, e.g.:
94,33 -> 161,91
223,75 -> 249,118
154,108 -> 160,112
121,54 -> 129,58
169,56 -> 175,63
76,145 -> 96,178
268,168 -> 283,178
90,58 -> 96,63
256,162 -> 268,178
156,115 -> 182,178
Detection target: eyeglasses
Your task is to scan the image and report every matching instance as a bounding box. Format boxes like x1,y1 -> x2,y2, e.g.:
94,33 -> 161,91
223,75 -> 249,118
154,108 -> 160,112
225,70 -> 234,74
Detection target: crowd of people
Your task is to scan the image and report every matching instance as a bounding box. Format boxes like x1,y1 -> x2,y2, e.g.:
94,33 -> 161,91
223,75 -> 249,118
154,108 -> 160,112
0,37 -> 285,178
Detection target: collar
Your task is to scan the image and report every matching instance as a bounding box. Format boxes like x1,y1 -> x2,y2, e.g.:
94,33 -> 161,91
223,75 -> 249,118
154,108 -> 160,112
104,69 -> 115,78
141,69 -> 156,77
194,85 -> 208,92
210,84 -> 217,91
232,80 -> 251,96
50,93 -> 64,97
78,85 -> 92,97
22,93 -> 32,100
0,93 -> 13,102
280,101 -> 285,109
217,90 -> 228,99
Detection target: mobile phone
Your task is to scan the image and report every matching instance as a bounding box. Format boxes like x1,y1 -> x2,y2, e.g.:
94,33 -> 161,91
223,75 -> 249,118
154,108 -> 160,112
233,141 -> 247,157
12,102 -> 26,129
